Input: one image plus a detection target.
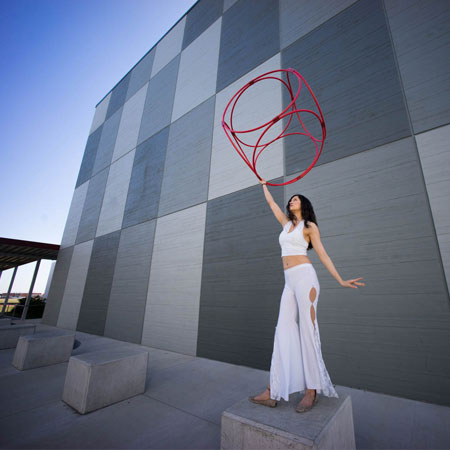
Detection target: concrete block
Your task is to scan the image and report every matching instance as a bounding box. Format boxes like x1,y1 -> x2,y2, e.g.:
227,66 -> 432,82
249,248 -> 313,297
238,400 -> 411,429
0,324 -> 36,349
62,348 -> 148,414
221,393 -> 355,450
12,330 -> 76,370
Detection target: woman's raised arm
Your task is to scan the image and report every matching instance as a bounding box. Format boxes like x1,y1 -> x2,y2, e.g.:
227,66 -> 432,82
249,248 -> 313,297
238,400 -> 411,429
259,178 -> 289,227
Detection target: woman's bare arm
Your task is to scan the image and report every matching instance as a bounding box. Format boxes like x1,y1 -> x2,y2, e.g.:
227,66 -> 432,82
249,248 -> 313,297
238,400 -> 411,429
308,222 -> 365,289
260,179 -> 289,226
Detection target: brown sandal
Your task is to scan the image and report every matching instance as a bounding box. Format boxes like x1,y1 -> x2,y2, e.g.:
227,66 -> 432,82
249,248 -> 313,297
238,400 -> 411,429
248,386 -> 278,408
295,390 -> 318,413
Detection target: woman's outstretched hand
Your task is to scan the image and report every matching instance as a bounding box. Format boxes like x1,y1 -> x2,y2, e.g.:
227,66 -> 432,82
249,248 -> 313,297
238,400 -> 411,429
340,278 -> 365,289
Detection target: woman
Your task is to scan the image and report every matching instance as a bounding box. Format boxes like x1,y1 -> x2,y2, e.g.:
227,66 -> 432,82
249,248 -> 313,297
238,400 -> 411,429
249,178 -> 365,413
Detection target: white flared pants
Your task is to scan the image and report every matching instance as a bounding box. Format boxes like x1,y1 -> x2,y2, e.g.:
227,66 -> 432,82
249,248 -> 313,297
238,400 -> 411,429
269,263 -> 339,401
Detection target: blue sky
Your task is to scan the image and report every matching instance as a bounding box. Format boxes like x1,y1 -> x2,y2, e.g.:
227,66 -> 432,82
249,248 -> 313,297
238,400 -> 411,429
0,0 -> 197,293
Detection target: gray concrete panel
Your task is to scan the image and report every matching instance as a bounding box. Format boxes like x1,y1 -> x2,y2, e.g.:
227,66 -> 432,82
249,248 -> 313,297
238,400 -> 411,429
96,150 -> 135,237
60,181 -> 88,249
41,247 -> 74,326
142,203 -> 207,355
223,0 -> 238,12
76,231 -> 121,336
151,17 -> 185,77
217,0 -> 280,92
92,107 -> 122,176
89,92 -> 110,135
280,0 -> 357,50
112,84 -> 147,163
282,0 -> 410,175
138,55 -> 180,145
76,125 -> 102,188
385,0 -> 450,133
122,128 -> 169,229
416,124 -> 450,295
57,240 -> 94,331
159,97 -> 215,217
197,178 -> 285,368
104,220 -> 156,343
284,137 -> 450,404
76,167 -> 109,244
126,48 -> 155,101
182,0 -> 223,50
171,18 -> 221,122
105,72 -> 131,120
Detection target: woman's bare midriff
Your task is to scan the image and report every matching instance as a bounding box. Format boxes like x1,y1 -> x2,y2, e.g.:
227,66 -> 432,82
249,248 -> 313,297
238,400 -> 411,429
282,255 -> 311,270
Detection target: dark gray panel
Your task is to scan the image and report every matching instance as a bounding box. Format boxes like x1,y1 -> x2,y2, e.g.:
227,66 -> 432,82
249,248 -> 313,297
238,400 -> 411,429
385,0 -> 450,133
104,220 -> 156,343
281,0 -> 410,175
126,48 -> 156,101
158,96 -> 215,217
76,230 -> 121,336
197,177 -> 285,368
92,107 -> 122,176
217,0 -> 280,92
182,0 -> 224,50
41,246 -> 74,326
122,127 -> 169,229
284,137 -> 450,406
138,55 -> 180,145
105,72 -> 131,120
75,125 -> 102,188
76,167 -> 109,244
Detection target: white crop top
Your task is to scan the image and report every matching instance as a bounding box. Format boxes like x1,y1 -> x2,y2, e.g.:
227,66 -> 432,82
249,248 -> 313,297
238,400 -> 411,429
279,220 -> 309,256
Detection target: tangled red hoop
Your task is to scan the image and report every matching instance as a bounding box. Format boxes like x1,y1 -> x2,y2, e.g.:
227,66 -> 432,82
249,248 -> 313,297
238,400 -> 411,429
221,68 -> 326,186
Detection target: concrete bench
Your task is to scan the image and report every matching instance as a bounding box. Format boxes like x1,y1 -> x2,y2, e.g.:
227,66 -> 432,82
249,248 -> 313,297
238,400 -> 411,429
0,323 -> 36,349
221,392 -> 355,450
12,330 -> 76,370
62,348 -> 149,414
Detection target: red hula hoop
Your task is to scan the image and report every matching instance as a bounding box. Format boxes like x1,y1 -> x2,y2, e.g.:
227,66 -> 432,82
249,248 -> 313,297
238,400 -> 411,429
221,68 -> 326,187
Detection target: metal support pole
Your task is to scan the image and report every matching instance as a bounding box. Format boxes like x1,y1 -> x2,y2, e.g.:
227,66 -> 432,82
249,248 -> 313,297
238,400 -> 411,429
21,260 -> 41,321
1,266 -> 18,316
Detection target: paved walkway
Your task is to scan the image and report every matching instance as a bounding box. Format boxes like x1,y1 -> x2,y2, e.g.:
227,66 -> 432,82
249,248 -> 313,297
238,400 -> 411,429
1,319 -> 449,449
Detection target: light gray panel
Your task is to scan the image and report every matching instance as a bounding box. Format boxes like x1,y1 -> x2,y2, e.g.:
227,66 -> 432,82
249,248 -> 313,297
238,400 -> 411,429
159,96 -> 215,217
57,240 -> 94,330
112,84 -> 147,163
416,124 -> 450,294
280,0 -> 357,49
151,16 -> 186,77
60,181 -> 88,249
223,0 -> 238,12
142,203 -> 207,355
96,150 -> 135,238
126,48 -> 155,101
104,220 -> 156,344
209,54 -> 284,200
76,167 -> 109,244
172,18 -> 221,122
385,0 -> 450,133
284,137 -> 450,404
89,92 -> 111,135
92,106 -> 122,176
138,55 -> 180,145
76,230 -> 121,336
41,246 -> 74,326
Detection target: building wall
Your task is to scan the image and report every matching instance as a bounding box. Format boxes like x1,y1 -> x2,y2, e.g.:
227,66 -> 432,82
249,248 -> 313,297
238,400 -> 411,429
43,0 -> 450,406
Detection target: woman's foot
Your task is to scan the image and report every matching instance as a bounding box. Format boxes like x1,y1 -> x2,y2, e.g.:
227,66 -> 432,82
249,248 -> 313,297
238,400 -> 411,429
295,389 -> 318,413
249,386 -> 277,408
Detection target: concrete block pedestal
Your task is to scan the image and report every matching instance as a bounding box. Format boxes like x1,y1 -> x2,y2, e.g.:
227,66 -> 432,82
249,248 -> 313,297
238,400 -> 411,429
221,392 -> 355,450
62,348 -> 149,414
12,330 -> 76,370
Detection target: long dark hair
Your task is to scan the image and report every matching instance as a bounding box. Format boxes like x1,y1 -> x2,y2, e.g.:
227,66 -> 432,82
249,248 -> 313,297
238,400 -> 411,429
286,194 -> 318,251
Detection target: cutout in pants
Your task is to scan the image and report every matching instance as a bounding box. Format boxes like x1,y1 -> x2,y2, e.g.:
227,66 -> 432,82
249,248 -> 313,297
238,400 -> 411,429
269,263 -> 339,401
